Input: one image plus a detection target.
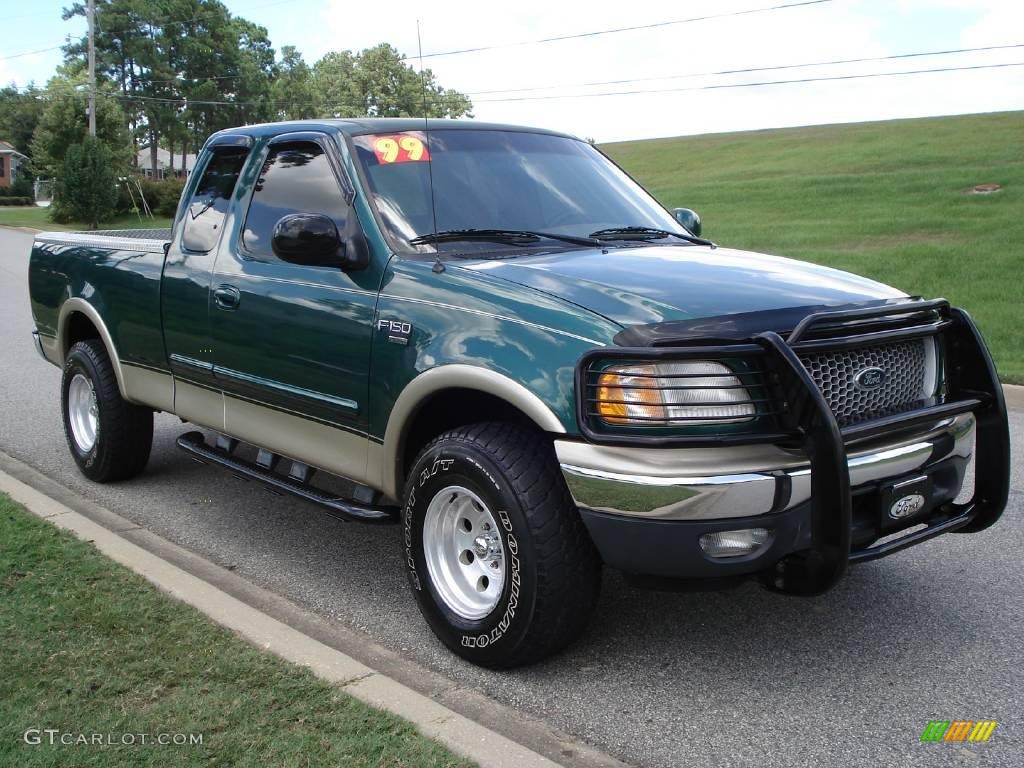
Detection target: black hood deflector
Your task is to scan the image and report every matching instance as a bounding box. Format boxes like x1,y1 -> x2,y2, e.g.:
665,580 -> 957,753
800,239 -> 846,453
612,298 -> 919,347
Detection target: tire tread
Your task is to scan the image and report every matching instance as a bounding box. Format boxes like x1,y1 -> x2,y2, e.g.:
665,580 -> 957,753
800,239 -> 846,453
62,339 -> 153,482
415,421 -> 601,667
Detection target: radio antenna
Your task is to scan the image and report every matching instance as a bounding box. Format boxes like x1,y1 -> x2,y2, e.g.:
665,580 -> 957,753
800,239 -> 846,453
417,19 -> 444,274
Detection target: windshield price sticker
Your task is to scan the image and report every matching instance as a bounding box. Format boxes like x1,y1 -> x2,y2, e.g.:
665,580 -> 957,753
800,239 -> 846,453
370,135 -> 431,164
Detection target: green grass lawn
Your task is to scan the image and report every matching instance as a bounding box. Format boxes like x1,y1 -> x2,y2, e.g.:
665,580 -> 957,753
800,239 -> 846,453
0,494 -> 473,768
604,111 -> 1024,382
0,207 -> 172,232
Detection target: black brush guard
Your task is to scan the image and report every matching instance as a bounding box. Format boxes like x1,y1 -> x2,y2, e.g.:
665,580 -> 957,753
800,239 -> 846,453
576,299 -> 1010,596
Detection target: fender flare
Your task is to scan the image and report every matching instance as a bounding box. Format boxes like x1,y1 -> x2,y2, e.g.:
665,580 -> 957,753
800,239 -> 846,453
379,364 -> 566,500
58,298 -> 130,399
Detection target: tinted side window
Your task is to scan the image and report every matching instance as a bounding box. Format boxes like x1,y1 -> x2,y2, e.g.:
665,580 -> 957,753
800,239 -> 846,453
242,142 -> 348,262
181,148 -> 248,252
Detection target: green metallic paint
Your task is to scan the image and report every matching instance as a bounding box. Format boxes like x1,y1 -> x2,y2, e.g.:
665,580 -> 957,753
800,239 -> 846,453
205,131 -> 385,433
163,144 -> 245,396
28,118 -> 927,502
461,245 -> 907,327
30,242 -> 167,371
367,257 -> 620,442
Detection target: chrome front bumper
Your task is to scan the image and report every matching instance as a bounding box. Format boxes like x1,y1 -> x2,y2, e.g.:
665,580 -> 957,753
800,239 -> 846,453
557,413 -> 975,521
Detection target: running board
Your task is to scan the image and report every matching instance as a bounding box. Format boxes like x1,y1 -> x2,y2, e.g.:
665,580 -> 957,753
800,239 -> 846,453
176,431 -> 398,524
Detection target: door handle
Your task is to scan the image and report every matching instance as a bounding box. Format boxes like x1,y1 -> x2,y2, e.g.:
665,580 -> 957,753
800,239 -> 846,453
213,284 -> 241,310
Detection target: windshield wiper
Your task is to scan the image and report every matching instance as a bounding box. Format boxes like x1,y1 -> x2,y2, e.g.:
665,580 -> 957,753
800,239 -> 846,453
589,226 -> 715,247
409,228 -> 602,248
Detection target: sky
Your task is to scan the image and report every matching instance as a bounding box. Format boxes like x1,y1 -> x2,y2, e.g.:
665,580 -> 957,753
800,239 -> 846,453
1,0 -> 1022,142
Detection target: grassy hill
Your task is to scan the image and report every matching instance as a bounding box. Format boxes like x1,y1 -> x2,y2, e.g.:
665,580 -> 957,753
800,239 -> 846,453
603,111 -> 1024,382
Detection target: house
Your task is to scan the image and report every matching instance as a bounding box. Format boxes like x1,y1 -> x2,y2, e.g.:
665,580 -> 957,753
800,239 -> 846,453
135,145 -> 199,179
0,141 -> 28,189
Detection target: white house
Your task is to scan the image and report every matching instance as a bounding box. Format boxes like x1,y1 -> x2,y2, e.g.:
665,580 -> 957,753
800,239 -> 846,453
136,145 -> 199,178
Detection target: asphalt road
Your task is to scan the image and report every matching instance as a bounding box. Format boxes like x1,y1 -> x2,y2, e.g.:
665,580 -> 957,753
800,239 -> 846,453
2,226 -> 1021,767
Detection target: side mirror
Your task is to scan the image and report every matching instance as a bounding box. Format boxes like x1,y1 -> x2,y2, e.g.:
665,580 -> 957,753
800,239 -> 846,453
271,212 -> 370,271
272,213 -> 344,267
673,207 -> 702,238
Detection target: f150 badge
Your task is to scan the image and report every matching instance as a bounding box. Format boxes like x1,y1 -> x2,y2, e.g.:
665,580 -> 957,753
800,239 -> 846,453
378,319 -> 412,345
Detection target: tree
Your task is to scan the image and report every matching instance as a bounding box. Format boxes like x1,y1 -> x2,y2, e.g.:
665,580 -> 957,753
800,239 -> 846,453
272,46 -> 317,121
55,136 -> 120,228
228,17 -> 277,126
312,51 -> 359,117
62,0 -> 279,163
57,2 -> 473,160
31,77 -> 132,178
0,85 -> 46,156
313,44 -> 472,119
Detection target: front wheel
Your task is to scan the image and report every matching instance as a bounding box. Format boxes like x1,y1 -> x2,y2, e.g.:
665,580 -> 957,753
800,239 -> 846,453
61,339 -> 153,482
403,422 -> 601,668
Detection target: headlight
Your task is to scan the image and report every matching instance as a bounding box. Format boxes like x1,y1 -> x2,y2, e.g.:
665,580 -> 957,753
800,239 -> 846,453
595,361 -> 756,426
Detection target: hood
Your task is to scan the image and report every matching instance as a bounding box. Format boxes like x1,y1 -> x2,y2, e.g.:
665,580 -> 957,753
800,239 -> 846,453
461,244 -> 907,328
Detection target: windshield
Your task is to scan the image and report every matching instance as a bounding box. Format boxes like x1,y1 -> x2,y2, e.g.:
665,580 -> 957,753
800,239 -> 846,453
349,129 -> 685,255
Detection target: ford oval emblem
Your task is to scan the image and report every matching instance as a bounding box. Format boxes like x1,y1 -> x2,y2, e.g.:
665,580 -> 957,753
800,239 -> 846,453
890,493 -> 926,519
854,366 -> 887,390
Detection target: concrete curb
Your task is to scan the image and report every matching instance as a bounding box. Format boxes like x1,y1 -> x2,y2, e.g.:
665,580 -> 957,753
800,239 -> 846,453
1004,384 -> 1024,412
0,463 -> 620,768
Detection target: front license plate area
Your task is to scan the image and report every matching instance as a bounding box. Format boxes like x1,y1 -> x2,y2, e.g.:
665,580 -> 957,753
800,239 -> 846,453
879,475 -> 933,529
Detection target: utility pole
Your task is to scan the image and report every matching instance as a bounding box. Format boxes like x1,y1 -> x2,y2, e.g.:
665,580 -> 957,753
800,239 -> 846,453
87,0 -> 96,137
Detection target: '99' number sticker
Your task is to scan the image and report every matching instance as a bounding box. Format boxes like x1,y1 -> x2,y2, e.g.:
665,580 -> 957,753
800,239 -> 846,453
370,135 -> 430,164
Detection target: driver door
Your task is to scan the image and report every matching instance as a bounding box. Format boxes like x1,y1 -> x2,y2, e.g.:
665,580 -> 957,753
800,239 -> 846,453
209,132 -> 381,481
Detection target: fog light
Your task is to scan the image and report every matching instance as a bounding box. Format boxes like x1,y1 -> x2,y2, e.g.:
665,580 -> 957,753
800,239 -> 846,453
699,528 -> 770,559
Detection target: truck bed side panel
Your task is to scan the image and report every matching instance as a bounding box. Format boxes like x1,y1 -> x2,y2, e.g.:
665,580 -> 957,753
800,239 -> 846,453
29,234 -> 169,383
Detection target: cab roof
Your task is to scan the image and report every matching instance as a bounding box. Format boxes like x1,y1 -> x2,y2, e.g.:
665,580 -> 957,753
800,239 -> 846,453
212,118 -> 579,142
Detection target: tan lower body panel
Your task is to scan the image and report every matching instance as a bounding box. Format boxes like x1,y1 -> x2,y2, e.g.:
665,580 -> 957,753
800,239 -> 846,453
365,442 -> 390,500
39,334 -> 62,366
174,380 -> 225,431
122,365 -> 175,412
223,395 -> 370,485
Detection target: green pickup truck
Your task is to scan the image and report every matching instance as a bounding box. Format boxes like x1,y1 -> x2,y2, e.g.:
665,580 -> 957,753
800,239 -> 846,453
28,119 -> 1009,667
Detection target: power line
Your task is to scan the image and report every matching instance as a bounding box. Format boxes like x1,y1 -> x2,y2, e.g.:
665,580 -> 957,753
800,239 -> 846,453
404,0 -> 834,61
0,44 -> 66,62
94,59 -> 1024,110
470,60 -> 1024,103
466,42 -> 1024,96
130,74 -> 246,86
53,40 -> 1024,95
6,0 -> 830,67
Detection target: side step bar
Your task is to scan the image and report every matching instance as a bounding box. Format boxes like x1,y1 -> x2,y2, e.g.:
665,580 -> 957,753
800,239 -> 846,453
176,431 -> 398,524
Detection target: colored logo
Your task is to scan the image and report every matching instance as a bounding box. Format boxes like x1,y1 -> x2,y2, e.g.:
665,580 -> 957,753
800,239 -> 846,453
854,366 -> 887,390
920,721 -> 997,742
889,493 -> 926,519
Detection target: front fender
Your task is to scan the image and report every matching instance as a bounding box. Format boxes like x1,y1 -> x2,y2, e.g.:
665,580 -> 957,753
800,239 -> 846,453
376,365 -> 568,499
367,259 -> 620,499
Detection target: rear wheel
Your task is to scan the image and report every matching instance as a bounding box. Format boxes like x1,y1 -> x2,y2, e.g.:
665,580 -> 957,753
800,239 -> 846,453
403,422 -> 601,668
61,339 -> 153,482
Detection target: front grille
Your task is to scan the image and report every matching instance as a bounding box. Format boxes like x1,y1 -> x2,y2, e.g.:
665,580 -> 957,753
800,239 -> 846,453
799,339 -> 936,426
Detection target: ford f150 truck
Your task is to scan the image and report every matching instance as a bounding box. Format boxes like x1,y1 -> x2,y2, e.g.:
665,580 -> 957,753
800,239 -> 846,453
28,119 -> 1009,667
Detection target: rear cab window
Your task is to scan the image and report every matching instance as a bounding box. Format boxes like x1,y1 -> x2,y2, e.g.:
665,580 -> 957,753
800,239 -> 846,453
181,148 -> 249,253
